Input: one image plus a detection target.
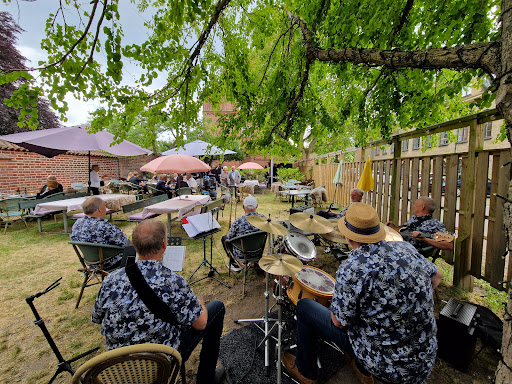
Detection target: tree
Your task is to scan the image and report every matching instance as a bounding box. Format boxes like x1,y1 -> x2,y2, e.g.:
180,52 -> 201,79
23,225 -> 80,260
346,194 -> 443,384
1,1 -> 512,381
0,11 -> 59,134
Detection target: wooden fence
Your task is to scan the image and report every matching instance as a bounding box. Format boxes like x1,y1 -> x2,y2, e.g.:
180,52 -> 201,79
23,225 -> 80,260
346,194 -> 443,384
296,109 -> 510,291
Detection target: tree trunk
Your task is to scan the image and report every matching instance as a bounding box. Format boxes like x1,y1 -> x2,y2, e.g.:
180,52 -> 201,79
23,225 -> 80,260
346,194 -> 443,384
493,1 -> 512,382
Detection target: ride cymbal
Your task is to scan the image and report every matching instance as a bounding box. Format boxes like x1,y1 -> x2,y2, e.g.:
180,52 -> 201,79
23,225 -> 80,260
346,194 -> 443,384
289,212 -> 333,234
258,254 -> 304,276
247,215 -> 289,236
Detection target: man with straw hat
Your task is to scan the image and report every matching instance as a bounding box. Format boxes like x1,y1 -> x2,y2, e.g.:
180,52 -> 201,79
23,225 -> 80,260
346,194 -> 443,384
282,203 -> 442,384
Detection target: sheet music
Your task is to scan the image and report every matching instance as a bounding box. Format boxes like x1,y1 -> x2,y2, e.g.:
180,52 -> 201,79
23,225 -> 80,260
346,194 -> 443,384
162,246 -> 186,271
181,212 -> 220,237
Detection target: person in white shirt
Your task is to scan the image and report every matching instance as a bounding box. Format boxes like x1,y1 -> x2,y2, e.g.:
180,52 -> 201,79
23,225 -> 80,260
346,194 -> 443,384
90,164 -> 102,195
186,174 -> 198,193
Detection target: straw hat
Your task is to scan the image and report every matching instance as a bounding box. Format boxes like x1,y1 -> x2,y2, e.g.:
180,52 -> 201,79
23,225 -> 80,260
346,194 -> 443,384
338,202 -> 386,243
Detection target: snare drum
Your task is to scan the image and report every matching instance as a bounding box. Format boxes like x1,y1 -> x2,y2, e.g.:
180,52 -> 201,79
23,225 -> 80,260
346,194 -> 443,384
283,232 -> 316,263
286,266 -> 335,307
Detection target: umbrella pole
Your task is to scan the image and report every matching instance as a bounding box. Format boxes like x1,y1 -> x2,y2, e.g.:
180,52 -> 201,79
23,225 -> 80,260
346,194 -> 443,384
88,151 -> 91,195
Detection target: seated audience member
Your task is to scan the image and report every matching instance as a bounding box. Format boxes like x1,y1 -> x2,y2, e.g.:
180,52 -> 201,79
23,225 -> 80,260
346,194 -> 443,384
128,171 -> 144,186
385,196 -> 454,251
37,175 -> 64,199
221,195 -> 265,272
150,172 -> 159,182
317,188 -> 363,219
70,196 -> 128,269
92,219 -> 226,384
156,174 -> 172,197
175,175 -> 189,191
282,203 -> 442,384
186,174 -> 198,193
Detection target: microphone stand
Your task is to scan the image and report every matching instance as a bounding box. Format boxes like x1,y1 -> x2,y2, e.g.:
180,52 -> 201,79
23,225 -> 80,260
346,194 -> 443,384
25,278 -> 99,383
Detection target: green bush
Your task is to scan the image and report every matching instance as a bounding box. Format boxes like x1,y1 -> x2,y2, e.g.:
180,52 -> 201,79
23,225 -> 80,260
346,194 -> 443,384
240,168 -> 267,181
276,168 -> 305,183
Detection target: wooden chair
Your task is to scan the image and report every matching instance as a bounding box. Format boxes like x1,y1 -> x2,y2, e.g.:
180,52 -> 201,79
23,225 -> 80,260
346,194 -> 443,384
69,241 -> 124,308
0,197 -> 28,234
71,343 -> 186,384
226,231 -> 268,296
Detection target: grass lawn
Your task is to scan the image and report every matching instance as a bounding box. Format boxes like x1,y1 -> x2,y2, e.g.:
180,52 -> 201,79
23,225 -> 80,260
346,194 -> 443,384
0,190 -> 506,383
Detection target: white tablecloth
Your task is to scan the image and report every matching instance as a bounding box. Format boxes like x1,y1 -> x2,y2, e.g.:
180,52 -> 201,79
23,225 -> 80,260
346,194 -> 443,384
33,194 -> 136,215
141,195 -> 210,220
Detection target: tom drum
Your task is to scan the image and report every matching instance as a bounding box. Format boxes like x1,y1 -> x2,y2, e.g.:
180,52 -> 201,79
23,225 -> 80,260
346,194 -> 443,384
283,232 -> 317,263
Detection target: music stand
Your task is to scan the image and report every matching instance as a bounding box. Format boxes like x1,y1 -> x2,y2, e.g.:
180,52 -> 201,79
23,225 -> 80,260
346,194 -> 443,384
25,278 -> 99,383
189,228 -> 230,287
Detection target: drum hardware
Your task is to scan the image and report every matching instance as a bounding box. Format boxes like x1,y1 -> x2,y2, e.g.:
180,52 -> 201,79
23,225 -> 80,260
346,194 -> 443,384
289,212 -> 333,234
26,278 -> 99,383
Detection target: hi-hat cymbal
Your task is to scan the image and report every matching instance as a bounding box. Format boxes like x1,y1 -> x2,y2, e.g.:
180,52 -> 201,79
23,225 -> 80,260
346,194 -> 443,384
321,227 -> 348,244
247,215 -> 289,236
289,212 -> 333,234
258,254 -> 304,276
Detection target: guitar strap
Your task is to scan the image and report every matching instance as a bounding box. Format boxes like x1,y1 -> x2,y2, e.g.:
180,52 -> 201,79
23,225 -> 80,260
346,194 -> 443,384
402,215 -> 433,231
125,263 -> 179,326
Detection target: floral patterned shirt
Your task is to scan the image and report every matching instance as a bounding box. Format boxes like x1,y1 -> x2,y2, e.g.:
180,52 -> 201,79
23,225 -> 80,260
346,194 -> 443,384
401,214 -> 448,248
331,240 -> 438,384
70,216 -> 127,269
227,212 -> 266,259
92,260 -> 203,351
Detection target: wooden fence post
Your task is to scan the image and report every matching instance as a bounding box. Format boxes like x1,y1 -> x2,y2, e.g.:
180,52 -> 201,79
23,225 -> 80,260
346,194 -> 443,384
390,137 -> 402,224
453,119 -> 479,290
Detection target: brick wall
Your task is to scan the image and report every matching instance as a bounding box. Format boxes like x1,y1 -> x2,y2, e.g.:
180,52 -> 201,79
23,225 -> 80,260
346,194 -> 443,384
0,149 -> 157,194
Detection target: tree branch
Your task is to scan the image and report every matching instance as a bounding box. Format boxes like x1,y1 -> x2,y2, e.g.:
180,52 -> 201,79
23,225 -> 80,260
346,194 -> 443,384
390,0 -> 414,46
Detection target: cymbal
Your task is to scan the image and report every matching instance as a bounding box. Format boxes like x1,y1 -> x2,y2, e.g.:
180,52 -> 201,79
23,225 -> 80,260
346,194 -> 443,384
383,225 -> 403,242
258,254 -> 304,276
321,227 -> 348,244
289,212 -> 333,234
247,215 -> 289,236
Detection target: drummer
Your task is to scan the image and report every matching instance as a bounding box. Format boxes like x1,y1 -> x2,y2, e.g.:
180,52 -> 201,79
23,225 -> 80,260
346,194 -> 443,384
282,203 -> 442,384
221,195 -> 265,272
317,188 -> 363,219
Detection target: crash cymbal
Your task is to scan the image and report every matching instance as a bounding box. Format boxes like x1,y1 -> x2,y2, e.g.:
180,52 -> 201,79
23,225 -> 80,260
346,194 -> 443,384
321,227 -> 348,244
247,215 -> 289,236
258,254 -> 304,276
289,212 -> 333,234
383,225 -> 403,242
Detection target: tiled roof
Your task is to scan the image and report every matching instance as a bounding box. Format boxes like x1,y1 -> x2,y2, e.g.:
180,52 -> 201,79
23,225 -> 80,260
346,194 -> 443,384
0,139 -> 27,151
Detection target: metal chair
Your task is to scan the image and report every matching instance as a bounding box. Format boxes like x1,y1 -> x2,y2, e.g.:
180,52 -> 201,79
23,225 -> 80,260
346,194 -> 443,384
69,241 -> 124,308
70,182 -> 88,193
226,230 -> 268,296
417,245 -> 442,262
177,187 -> 192,196
71,343 -> 186,384
0,197 -> 28,234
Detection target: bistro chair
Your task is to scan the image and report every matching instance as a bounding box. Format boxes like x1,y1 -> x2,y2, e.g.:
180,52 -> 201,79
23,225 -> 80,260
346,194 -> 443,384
177,187 -> 192,196
0,197 -> 28,234
69,241 -> 124,308
70,182 -> 88,193
71,343 -> 186,384
226,231 -> 268,296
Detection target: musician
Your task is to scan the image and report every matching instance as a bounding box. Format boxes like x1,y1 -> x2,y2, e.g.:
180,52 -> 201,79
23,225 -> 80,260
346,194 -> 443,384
221,195 -> 265,272
70,196 -> 128,269
385,196 -> 454,251
282,203 -> 442,384
92,219 -> 226,384
317,188 -> 364,219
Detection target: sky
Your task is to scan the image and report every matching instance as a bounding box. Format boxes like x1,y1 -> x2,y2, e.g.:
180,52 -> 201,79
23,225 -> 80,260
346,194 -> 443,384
1,0 -> 162,127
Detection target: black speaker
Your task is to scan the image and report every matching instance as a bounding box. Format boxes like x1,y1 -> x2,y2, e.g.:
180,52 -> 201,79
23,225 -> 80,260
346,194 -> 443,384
290,205 -> 315,215
437,298 -> 478,372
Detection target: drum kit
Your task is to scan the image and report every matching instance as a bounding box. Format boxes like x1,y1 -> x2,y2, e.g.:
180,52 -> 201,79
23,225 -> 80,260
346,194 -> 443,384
236,213 -> 340,383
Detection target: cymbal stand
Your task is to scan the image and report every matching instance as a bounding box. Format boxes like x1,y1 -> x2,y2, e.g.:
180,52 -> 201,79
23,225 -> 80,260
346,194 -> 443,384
25,278 -> 99,383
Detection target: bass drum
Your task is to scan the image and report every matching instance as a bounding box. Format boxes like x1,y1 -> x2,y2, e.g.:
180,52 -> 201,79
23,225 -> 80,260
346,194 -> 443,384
283,232 -> 317,263
286,266 -> 335,308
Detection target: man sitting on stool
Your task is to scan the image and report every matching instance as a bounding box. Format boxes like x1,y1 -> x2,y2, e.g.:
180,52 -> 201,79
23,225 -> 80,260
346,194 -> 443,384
385,196 -> 454,252
221,195 -> 265,272
92,219 -> 226,384
282,203 -> 442,384
70,196 -> 128,269
317,188 -> 364,219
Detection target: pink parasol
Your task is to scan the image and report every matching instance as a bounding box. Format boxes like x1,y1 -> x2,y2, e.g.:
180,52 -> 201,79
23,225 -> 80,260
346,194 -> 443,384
238,162 -> 264,170
140,154 -> 211,174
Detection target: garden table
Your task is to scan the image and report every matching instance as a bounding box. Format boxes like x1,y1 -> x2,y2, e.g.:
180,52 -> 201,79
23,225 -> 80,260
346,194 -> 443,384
281,189 -> 313,208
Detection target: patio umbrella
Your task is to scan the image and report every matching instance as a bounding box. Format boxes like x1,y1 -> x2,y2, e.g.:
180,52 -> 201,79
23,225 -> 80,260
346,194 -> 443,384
162,140 -> 236,157
238,162 -> 264,170
357,156 -> 374,191
140,154 -> 211,174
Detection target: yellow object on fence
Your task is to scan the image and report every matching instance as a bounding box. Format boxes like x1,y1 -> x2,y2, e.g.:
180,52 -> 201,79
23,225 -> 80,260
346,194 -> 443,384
357,156 -> 374,191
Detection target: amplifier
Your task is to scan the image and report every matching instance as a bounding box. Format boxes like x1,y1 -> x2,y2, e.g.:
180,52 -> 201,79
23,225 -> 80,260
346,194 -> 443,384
290,205 -> 315,215
437,298 -> 478,372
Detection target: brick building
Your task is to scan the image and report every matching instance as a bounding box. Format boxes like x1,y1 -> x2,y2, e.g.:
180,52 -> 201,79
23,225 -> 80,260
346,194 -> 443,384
0,139 -> 157,194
